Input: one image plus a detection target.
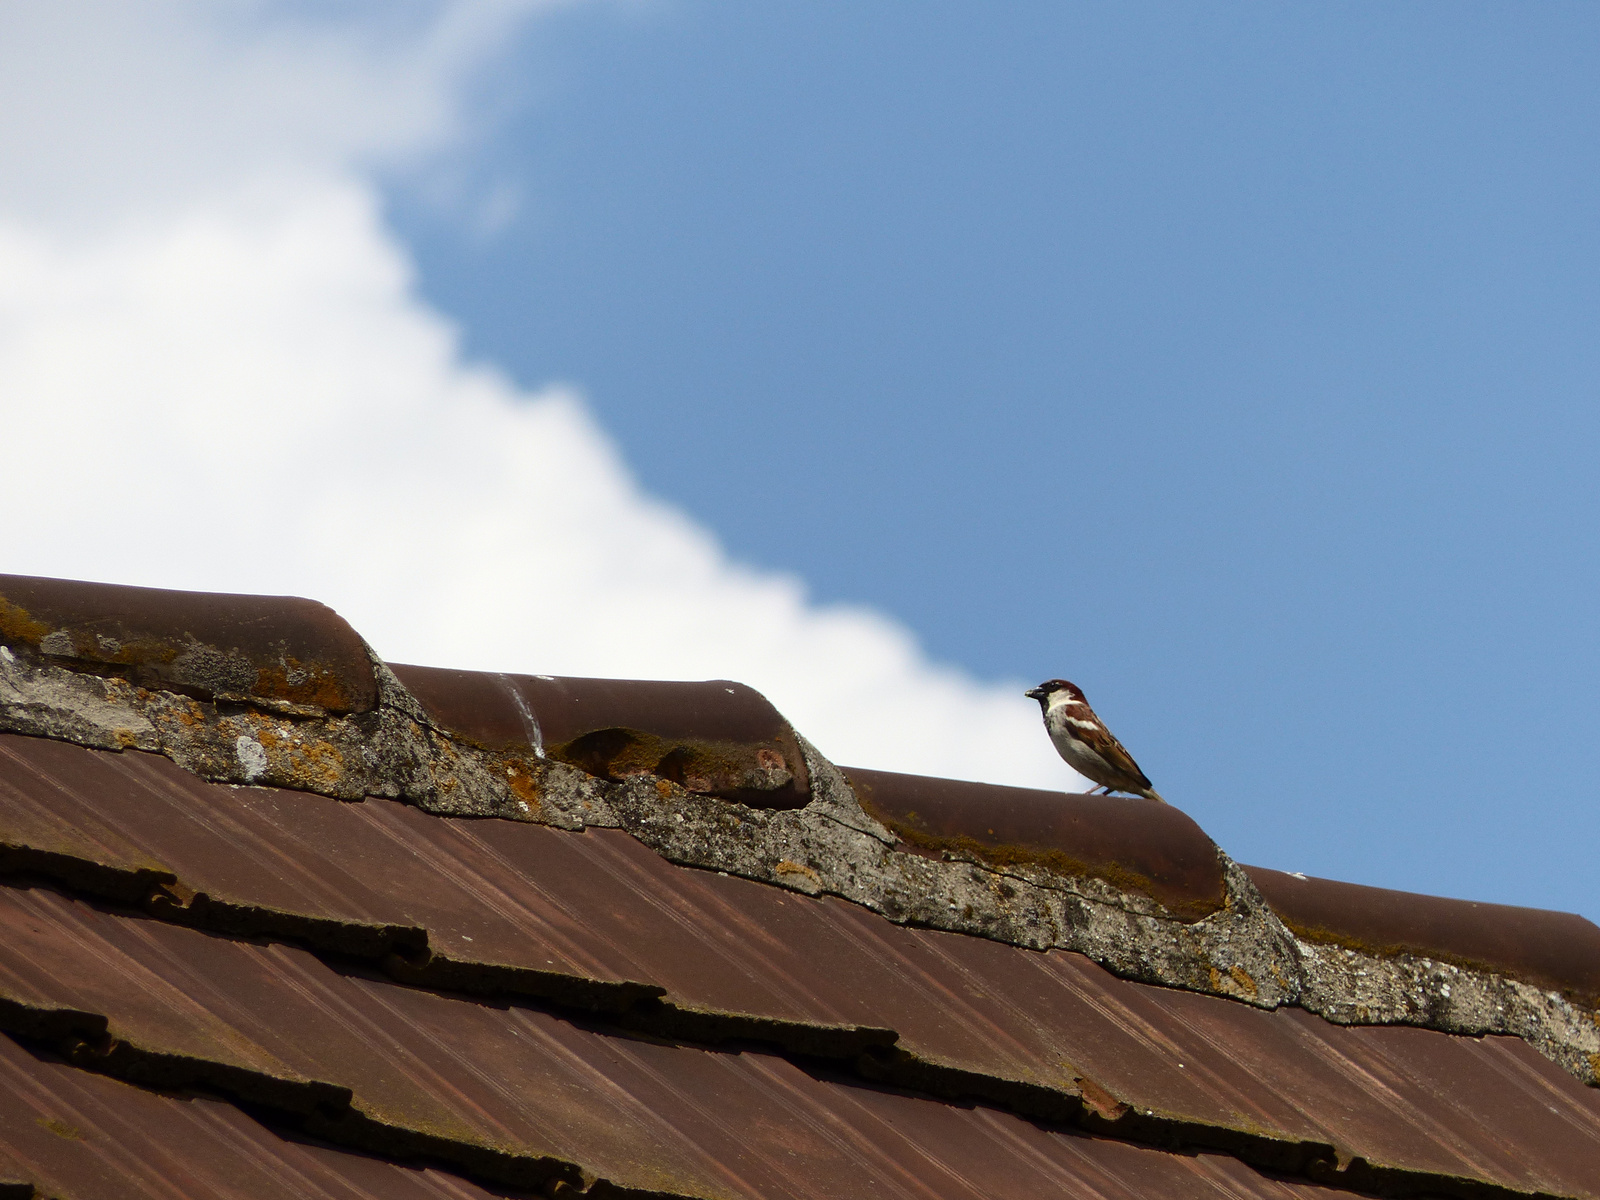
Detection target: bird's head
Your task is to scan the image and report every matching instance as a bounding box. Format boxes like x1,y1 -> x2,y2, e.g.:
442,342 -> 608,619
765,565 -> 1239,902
1025,679 -> 1084,707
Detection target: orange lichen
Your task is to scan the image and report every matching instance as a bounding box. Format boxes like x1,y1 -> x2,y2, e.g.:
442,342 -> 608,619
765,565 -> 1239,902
504,759 -> 543,805
250,721 -> 285,750
255,656 -> 359,712
287,739 -> 346,790
1073,1075 -> 1130,1121
1206,965 -> 1258,997
774,859 -> 820,883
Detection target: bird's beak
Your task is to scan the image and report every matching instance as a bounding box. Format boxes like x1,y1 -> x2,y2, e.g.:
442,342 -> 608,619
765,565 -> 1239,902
1024,687 -> 1046,700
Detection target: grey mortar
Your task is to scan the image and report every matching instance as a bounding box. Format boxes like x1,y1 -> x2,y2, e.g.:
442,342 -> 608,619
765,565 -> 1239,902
1,640 -> 1595,1086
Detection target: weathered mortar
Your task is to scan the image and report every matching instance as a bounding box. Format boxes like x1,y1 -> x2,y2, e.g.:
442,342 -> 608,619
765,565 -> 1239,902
2,639 -> 1596,1087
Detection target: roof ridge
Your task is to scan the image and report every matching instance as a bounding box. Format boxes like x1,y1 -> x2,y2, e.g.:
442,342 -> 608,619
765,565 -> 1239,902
0,572 -> 1596,1096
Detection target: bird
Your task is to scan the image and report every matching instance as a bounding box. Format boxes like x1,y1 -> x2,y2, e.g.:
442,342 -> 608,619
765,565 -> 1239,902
1025,679 -> 1165,802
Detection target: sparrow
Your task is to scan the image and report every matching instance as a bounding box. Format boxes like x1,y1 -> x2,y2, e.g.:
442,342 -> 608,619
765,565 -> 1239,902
1025,679 -> 1165,802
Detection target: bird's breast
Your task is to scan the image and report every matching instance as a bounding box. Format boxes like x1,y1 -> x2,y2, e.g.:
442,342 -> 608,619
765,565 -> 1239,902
1046,724 -> 1108,770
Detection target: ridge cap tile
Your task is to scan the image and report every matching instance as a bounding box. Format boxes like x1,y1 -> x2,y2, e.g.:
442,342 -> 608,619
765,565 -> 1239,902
0,573 -> 376,715
388,662 -> 811,808
841,764 -> 1227,921
1244,864 -> 1600,1007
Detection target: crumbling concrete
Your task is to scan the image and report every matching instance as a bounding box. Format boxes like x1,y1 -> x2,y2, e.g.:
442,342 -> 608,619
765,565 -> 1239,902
2,638 -> 1596,1087
1297,938 -> 1600,1086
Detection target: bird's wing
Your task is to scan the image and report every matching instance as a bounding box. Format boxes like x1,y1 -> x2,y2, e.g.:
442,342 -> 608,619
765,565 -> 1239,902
1075,708 -> 1153,789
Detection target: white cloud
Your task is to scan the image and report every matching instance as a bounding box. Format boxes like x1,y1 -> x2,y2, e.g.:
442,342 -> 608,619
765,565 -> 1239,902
0,2 -> 1074,788
0,1 -> 542,229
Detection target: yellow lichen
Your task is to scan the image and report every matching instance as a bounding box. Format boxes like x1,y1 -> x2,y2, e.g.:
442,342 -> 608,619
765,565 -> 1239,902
0,596 -> 51,645
37,1117 -> 84,1141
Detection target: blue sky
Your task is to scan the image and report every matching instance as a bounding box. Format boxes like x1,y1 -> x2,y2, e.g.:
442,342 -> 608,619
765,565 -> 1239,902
388,3 -> 1600,917
0,3 -> 1594,920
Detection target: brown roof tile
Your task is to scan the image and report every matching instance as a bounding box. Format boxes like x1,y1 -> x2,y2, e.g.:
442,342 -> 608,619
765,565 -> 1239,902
390,662 -> 811,807
1246,864 -> 1600,1007
6,882 -> 1595,1200
3,573 -> 1599,1200
2,733 -> 1599,1197
843,765 -> 1227,920
0,1033 -> 521,1200
0,573 -> 375,714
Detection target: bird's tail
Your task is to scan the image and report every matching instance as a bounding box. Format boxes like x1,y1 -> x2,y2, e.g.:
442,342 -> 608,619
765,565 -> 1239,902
1140,788 -> 1167,804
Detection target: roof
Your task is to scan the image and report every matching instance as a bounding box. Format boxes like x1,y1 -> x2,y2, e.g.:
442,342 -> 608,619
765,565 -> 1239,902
0,572 -> 1597,1200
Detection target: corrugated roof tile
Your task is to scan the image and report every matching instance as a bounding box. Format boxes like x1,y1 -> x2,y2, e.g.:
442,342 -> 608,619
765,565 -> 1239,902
0,1032 -> 515,1200
8,883 -> 1591,1200
1,733 -> 1599,1197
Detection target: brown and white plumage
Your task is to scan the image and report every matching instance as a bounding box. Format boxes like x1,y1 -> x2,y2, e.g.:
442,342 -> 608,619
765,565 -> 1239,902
1025,679 -> 1165,803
